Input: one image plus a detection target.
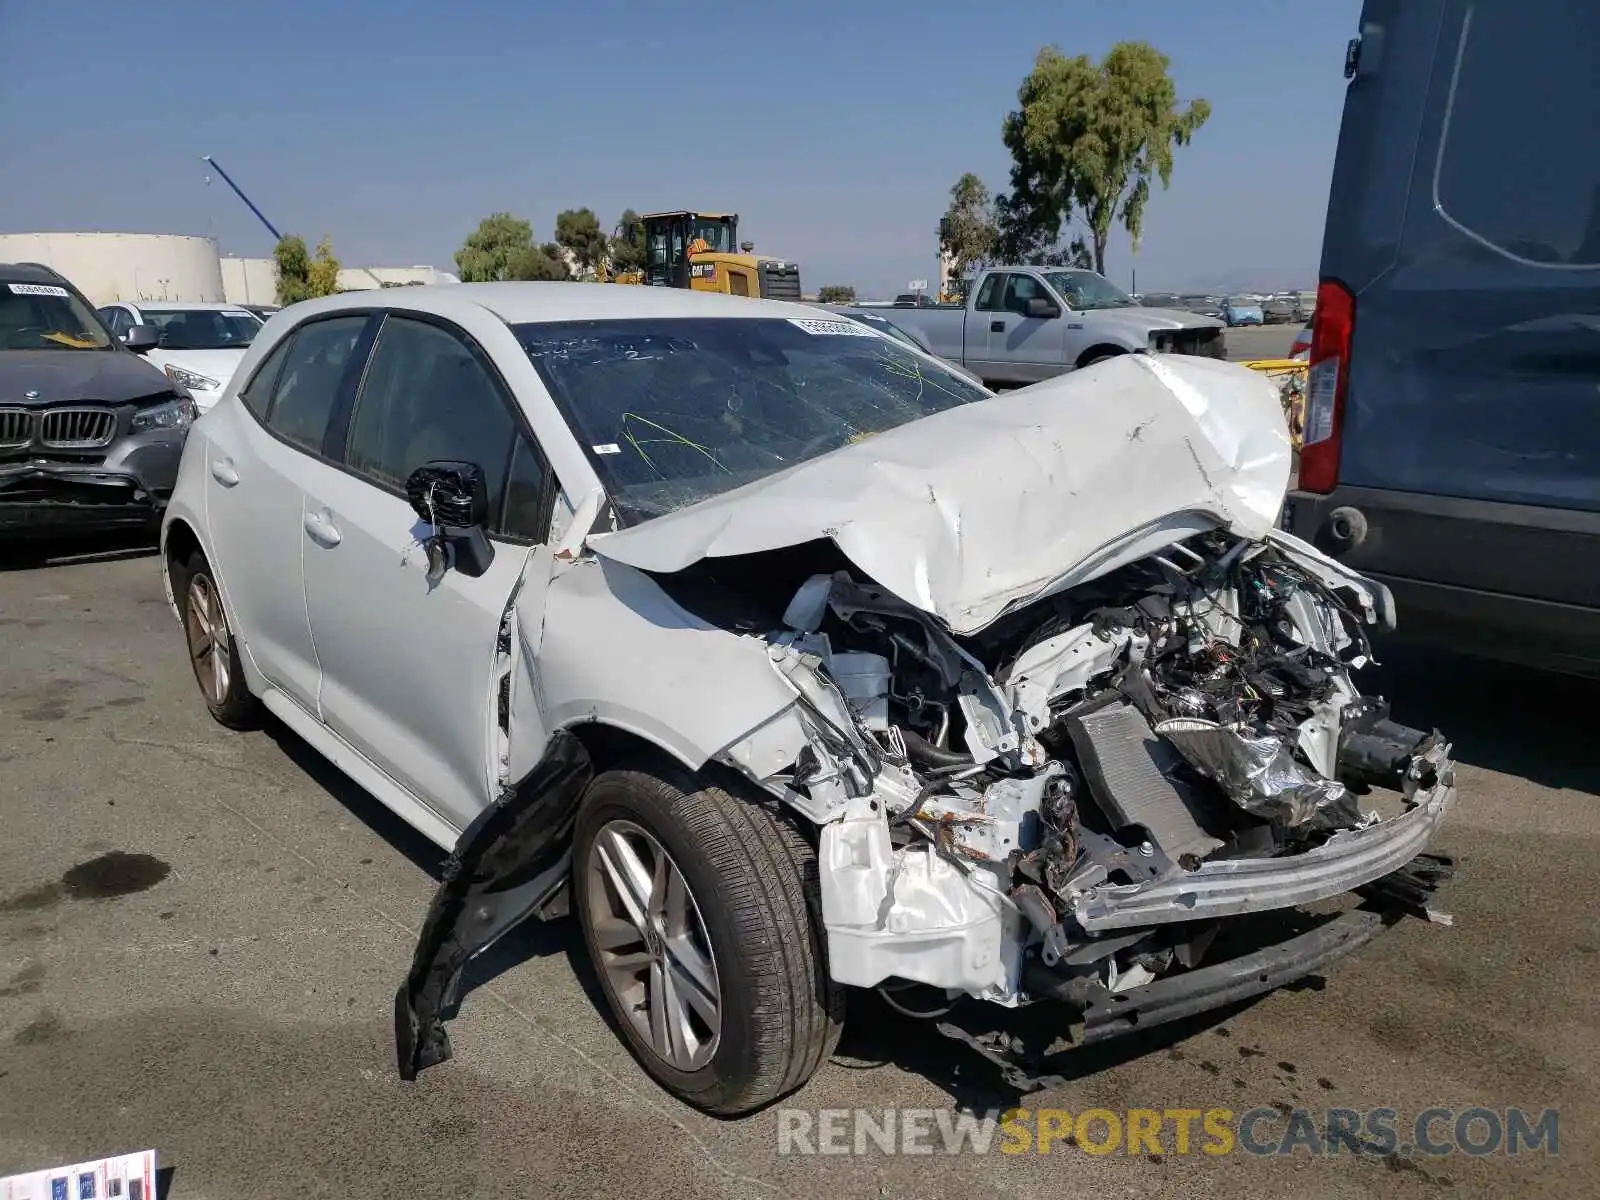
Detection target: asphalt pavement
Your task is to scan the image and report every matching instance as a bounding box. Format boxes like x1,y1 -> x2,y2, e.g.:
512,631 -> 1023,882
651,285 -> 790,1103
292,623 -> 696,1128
1224,323 -> 1301,361
1,535 -> 1595,1199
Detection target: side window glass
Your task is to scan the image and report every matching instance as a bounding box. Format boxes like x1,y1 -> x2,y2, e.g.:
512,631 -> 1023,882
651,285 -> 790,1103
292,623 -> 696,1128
501,436 -> 550,541
345,317 -> 516,526
1435,3 -> 1600,266
1004,275 -> 1038,315
238,337 -> 295,420
264,316 -> 367,453
100,308 -> 126,337
974,274 -> 1005,312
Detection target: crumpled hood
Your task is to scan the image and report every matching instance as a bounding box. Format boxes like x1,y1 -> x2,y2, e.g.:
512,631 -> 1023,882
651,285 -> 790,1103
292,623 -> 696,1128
0,349 -> 172,404
1107,305 -> 1225,333
586,353 -> 1292,635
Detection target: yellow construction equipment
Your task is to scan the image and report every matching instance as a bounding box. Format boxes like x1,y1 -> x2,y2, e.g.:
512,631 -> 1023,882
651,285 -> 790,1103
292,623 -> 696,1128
600,211 -> 801,300
1240,357 -> 1309,447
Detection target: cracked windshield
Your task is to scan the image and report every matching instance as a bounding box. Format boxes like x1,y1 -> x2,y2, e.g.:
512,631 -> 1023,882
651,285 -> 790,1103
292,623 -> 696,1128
1041,269 -> 1138,309
516,316 -> 988,523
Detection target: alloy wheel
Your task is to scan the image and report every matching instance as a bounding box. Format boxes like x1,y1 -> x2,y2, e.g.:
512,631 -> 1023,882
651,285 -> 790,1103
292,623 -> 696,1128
184,574 -> 231,705
585,819 -> 722,1071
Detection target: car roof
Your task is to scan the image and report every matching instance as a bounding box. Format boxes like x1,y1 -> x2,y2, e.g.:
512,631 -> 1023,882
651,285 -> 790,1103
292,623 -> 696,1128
123,301 -> 258,312
0,262 -> 76,287
282,281 -> 832,326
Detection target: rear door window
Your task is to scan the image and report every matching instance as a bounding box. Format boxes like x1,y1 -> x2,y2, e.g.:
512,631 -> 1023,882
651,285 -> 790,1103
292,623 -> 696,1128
1434,4 -> 1600,266
238,337 -> 295,421
263,316 -> 368,454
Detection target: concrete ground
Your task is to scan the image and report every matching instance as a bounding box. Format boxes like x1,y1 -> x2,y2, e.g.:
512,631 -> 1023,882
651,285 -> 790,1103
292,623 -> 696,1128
1225,323 -> 1302,361
1,541 -> 1594,1199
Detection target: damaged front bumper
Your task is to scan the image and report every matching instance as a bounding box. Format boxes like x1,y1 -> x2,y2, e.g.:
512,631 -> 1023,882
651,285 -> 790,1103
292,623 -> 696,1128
1069,748 -> 1455,932
0,436 -> 182,536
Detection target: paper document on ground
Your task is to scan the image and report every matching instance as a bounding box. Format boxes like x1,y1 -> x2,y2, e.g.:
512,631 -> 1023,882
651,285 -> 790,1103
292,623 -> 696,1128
1,1149 -> 157,1200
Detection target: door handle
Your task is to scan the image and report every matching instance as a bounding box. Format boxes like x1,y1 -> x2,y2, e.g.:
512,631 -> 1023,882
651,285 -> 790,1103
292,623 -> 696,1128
303,507 -> 342,547
990,320 -> 1005,333
210,457 -> 239,487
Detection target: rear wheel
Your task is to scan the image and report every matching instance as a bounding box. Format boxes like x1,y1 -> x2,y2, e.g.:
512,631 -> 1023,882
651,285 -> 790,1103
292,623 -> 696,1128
573,766 -> 844,1115
178,552 -> 258,729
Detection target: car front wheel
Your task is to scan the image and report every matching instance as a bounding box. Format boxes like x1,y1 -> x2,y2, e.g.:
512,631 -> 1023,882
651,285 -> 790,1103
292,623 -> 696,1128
573,766 -> 844,1115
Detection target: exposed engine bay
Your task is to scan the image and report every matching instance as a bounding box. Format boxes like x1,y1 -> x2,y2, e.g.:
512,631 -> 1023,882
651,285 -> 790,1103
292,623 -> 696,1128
739,527 -> 1455,1017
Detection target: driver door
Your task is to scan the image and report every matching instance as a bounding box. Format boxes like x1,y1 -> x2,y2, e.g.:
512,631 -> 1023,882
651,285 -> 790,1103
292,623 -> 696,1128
300,313 -> 557,833
988,274 -> 1068,383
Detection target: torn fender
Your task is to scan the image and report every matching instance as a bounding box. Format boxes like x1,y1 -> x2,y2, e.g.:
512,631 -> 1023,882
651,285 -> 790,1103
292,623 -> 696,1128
395,730 -> 592,1080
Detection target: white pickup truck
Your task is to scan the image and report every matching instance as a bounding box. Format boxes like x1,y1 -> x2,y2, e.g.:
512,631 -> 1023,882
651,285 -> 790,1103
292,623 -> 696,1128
883,265 -> 1227,387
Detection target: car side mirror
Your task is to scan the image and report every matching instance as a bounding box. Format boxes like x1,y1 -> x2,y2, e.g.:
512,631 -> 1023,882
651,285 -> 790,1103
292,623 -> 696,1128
404,460 -> 495,579
124,324 -> 159,352
1026,297 -> 1062,319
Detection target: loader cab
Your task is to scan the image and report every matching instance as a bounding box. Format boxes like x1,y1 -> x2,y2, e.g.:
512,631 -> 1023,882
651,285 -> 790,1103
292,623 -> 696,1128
639,210 -> 802,300
643,211 -> 740,289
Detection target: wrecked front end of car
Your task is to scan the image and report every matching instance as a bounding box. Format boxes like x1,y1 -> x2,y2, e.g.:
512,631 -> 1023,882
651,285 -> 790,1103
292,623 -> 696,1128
759,531 -> 1453,1065
619,354 -> 1458,1074
397,353 -> 1455,1087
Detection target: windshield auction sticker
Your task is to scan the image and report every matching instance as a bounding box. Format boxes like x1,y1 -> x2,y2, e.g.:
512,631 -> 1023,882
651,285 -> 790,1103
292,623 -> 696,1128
8,283 -> 71,297
787,318 -> 881,337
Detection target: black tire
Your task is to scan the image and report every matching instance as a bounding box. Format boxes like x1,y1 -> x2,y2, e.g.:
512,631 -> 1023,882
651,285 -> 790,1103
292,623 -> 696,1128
175,550 -> 259,730
573,765 -> 844,1116
1080,347 -> 1125,369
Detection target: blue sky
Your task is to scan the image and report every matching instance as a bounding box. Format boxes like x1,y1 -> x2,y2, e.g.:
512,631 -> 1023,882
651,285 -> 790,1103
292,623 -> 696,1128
0,0 -> 1361,297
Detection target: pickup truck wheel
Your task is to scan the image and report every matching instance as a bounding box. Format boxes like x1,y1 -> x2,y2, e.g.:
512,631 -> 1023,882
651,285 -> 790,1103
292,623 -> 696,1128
177,551 -> 258,730
574,766 -> 844,1116
1078,346 -> 1126,369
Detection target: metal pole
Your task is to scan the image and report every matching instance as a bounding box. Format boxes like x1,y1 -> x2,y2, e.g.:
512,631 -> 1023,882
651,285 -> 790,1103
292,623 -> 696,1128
200,155 -> 283,242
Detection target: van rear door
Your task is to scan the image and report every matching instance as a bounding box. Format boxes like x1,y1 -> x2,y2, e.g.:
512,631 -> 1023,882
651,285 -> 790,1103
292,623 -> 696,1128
1289,0 -> 1600,673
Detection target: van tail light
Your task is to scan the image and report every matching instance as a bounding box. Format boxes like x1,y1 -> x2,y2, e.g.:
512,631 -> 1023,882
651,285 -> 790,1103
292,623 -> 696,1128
1299,280 -> 1354,493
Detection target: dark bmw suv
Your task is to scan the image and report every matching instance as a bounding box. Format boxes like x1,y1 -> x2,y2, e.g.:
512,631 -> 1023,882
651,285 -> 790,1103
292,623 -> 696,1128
1,263 -> 196,539
1283,0 -> 1600,676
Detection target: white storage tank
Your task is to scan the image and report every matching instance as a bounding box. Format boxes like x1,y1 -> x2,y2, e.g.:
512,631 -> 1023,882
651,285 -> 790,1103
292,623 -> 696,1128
0,232 -> 226,306
220,256 -> 279,304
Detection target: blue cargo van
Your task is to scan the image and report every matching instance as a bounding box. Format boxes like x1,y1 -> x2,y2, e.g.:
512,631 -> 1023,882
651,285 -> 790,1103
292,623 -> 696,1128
1284,0 -> 1600,675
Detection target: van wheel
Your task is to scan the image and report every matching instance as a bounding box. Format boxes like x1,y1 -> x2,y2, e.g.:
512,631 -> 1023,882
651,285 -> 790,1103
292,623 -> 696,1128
178,552 -> 258,729
573,766 -> 844,1115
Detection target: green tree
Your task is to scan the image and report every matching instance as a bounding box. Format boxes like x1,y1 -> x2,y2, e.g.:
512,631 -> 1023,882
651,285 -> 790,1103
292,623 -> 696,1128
456,212 -> 538,282
608,209 -> 647,274
1001,41 -> 1209,275
508,242 -> 572,281
273,235 -> 313,305
817,285 -> 856,303
554,208 -> 608,276
937,173 -> 998,281
992,191 -> 1092,267
307,236 -> 341,297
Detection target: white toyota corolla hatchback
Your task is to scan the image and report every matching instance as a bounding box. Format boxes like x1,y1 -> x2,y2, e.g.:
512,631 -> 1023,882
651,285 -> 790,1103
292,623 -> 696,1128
161,283 -> 1455,1115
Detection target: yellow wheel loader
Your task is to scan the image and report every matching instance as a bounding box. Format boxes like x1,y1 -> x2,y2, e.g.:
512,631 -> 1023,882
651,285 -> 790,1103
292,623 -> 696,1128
604,211 -> 800,300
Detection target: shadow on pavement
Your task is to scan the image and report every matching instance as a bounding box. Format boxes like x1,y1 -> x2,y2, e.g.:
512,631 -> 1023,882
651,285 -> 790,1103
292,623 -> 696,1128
0,530 -> 159,572
259,714 -> 449,881
1366,638 -> 1600,793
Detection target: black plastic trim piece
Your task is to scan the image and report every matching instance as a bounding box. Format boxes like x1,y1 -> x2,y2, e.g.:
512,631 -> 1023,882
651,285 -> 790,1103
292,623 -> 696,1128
395,730 -> 593,1080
